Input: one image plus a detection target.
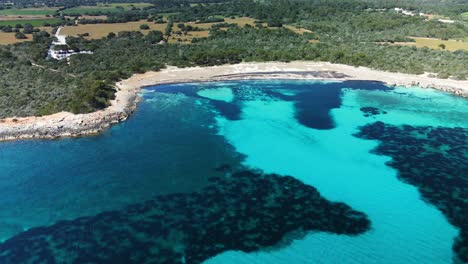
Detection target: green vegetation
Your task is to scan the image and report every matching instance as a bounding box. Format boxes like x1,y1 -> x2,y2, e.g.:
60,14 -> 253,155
0,8 -> 58,16
14,32 -> 26,39
61,2 -> 153,16
0,18 -> 61,27
0,0 -> 467,123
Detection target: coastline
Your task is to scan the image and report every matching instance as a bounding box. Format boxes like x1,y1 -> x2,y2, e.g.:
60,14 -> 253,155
1,61 -> 467,142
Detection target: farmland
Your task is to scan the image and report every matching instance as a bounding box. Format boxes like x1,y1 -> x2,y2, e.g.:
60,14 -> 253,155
0,26 -> 51,45
58,17 -> 310,44
61,20 -> 213,43
0,32 -> 31,44
61,3 -> 154,15
0,7 -> 58,16
60,20 -> 170,39
0,18 -> 60,26
59,17 -> 255,41
394,37 -> 468,51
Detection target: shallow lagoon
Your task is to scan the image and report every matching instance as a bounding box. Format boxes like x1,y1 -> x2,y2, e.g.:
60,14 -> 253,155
0,79 -> 466,263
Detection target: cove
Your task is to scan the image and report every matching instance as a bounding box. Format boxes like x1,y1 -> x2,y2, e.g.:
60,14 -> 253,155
0,79 -> 466,263
198,80 -> 467,264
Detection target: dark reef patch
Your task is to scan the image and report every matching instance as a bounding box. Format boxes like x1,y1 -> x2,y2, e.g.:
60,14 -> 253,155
360,107 -> 387,117
0,171 -> 370,264
156,80 -> 391,130
263,80 -> 391,129
355,122 -> 468,262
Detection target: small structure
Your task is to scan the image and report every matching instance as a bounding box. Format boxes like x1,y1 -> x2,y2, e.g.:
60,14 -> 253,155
49,49 -> 93,60
47,27 -> 92,60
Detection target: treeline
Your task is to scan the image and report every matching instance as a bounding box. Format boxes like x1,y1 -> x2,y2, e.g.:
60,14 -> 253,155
0,0 -> 467,119
68,0 -> 467,41
1,24 -> 466,119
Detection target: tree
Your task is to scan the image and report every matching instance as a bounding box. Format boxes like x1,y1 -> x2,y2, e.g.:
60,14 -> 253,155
439,43 -> 446,50
15,32 -> 27,39
145,30 -> 164,44
23,23 -> 34,34
140,24 -> 150,30
165,19 -> 174,41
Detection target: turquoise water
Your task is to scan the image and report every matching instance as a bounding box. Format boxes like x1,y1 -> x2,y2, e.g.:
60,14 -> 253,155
0,80 -> 466,263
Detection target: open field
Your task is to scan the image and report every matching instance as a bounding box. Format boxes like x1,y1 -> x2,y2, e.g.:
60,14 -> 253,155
0,32 -> 31,44
62,3 -> 153,15
61,17 -> 259,42
0,26 -> 52,45
0,7 -> 58,16
61,20 -> 169,39
60,17 -> 316,44
0,15 -> 49,21
283,25 -> 313,35
170,30 -> 210,43
60,20 -> 208,43
393,37 -> 468,51
0,18 -> 60,26
224,17 -> 257,27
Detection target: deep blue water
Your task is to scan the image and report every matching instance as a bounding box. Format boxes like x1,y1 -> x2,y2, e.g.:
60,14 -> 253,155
0,80 -> 466,263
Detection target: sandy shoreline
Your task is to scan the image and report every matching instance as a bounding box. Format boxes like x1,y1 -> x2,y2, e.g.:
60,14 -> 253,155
0,61 -> 467,142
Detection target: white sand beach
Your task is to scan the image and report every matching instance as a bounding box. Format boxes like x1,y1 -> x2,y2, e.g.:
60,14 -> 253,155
1,61 -> 467,141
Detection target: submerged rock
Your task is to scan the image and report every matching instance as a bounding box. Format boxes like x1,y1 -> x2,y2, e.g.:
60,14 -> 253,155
360,107 -> 387,117
0,171 -> 370,264
355,122 -> 468,262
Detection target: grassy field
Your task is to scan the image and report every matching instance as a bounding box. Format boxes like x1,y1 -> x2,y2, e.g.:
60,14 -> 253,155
62,3 -> 153,15
0,7 -> 58,16
394,37 -> 468,51
0,18 -> 61,26
0,15 -> 49,21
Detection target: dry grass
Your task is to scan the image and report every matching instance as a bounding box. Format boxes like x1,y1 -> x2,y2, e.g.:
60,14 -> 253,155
0,27 -> 52,45
169,31 -> 209,43
283,25 -> 312,35
393,37 -> 468,51
59,17 -> 316,44
0,32 -> 30,44
60,18 -> 253,42
61,20 -> 169,39
224,17 -> 257,27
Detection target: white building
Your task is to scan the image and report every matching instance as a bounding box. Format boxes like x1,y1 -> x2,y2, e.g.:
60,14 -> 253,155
48,27 -> 93,60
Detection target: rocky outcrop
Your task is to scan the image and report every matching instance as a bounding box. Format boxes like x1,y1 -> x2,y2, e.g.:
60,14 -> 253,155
0,87 -> 138,141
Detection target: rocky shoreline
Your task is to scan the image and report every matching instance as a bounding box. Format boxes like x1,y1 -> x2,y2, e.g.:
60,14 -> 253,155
0,84 -> 139,142
0,61 -> 467,142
